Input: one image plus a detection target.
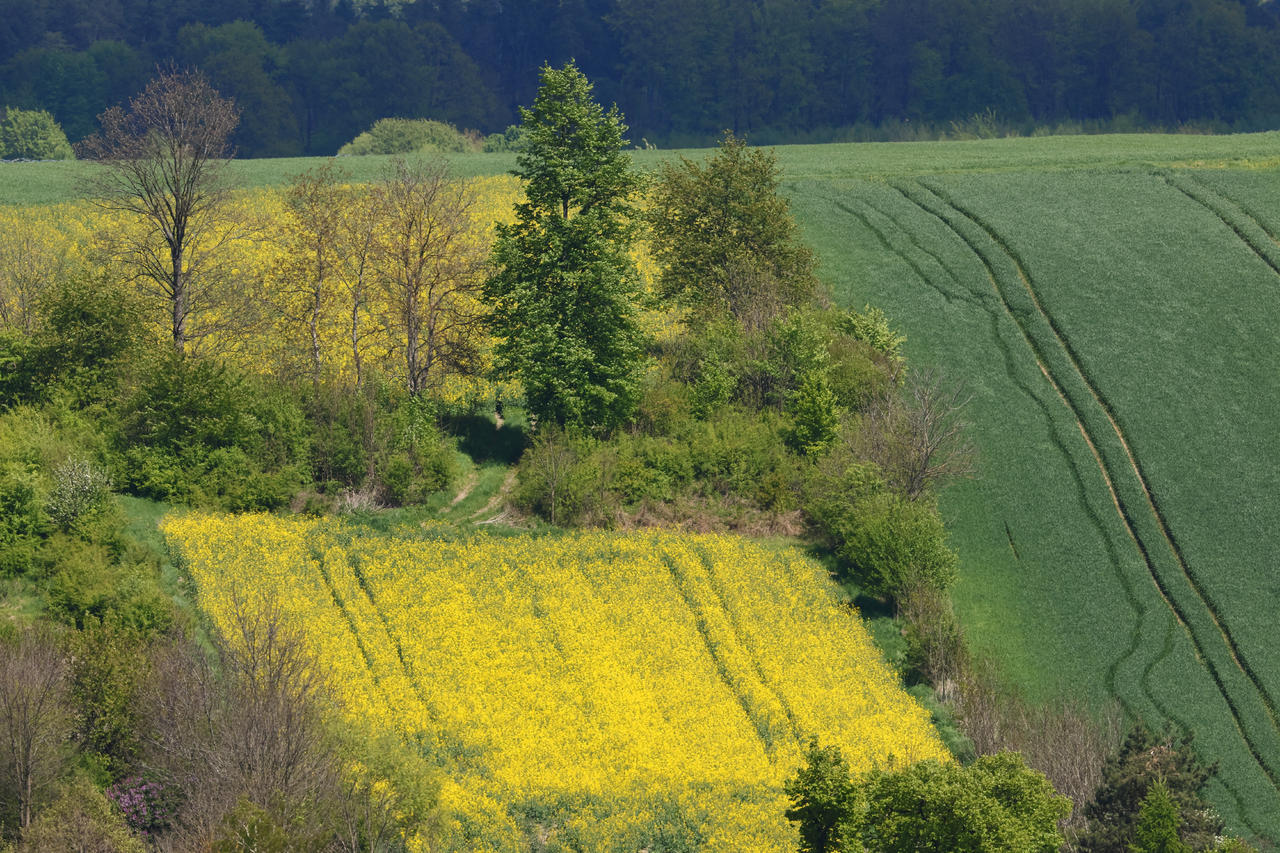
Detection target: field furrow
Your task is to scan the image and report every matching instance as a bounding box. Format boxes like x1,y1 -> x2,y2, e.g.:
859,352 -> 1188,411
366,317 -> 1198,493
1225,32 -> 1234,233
797,183 -> 1166,724
919,179 -> 1280,747
1164,174 -> 1280,280
803,170 -> 1280,836
909,179 -> 1280,802
164,515 -> 951,851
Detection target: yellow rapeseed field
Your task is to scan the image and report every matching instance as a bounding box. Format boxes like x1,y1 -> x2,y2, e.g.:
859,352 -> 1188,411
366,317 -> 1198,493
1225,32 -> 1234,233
164,513 -> 949,851
0,175 -> 665,411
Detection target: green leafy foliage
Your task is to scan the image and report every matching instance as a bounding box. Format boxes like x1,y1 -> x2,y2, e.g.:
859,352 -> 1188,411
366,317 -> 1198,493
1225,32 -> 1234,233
840,305 -> 904,370
117,356 -> 309,510
2,276 -> 144,408
1130,780 -> 1191,853
860,754 -> 1070,852
482,124 -> 526,153
0,460 -> 42,577
485,62 -> 646,432
0,107 -> 73,161
805,457 -> 957,601
785,372 -> 840,456
785,743 -> 1070,852
338,117 -> 472,156
515,406 -> 799,527
15,777 -> 143,852
649,132 -> 817,331
784,738 -> 863,853
65,618 -> 148,778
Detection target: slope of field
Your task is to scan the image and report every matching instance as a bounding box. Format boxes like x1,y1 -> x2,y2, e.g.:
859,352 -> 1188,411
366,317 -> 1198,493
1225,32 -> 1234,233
163,514 -> 948,852
785,151 -> 1280,841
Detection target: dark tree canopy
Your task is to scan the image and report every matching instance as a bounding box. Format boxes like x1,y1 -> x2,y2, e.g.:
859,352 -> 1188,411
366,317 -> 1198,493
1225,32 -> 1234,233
1077,723 -> 1223,852
3,0 -> 1280,156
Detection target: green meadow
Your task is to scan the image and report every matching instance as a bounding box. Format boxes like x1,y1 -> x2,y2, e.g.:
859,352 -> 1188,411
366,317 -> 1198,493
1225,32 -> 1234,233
5,130 -> 1280,840
784,135 -> 1280,840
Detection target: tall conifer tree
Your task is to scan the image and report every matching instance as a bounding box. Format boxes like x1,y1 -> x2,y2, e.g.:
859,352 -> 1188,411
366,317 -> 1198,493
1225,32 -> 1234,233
485,61 -> 646,432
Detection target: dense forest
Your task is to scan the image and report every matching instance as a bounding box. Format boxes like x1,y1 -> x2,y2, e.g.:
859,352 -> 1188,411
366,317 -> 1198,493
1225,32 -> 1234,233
2,0 -> 1280,156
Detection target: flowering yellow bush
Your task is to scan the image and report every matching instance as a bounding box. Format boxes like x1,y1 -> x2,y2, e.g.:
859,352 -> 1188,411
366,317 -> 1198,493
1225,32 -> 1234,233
164,513 -> 949,851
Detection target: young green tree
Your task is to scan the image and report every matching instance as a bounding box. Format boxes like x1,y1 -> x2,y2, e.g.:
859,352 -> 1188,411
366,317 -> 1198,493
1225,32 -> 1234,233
1129,780 -> 1190,853
648,132 -> 817,332
1077,723 -> 1223,852
784,738 -> 863,853
485,61 -> 646,432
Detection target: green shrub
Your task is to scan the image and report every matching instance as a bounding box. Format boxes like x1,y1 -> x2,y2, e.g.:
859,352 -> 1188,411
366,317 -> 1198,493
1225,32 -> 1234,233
373,396 -> 456,506
841,304 -> 905,369
786,743 -> 1069,853
785,372 -> 840,456
514,429 -> 603,526
66,617 -> 149,777
306,388 -> 371,488
824,330 -> 893,411
338,117 -> 471,156
1078,723 -> 1226,852
635,372 -> 693,435
30,276 -> 144,405
116,356 -> 311,509
805,459 -> 957,600
17,777 -> 144,852
681,409 -> 798,508
0,461 -> 43,576
482,124 -> 526,152
0,106 -> 74,160
860,754 -> 1069,851
41,531 -> 172,632
0,331 -> 36,405
784,738 -> 863,853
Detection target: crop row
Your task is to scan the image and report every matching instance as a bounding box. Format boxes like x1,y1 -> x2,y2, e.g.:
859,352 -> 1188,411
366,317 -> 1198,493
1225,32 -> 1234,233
791,168 -> 1280,840
164,513 -> 948,851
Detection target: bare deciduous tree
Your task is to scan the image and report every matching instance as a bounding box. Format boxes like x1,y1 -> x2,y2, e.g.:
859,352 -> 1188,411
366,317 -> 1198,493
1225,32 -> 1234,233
339,187 -> 380,392
0,628 -> 70,830
77,67 -> 240,355
857,367 -> 976,499
278,161 -> 350,385
372,157 -> 488,396
955,658 -> 1121,833
140,595 -> 336,849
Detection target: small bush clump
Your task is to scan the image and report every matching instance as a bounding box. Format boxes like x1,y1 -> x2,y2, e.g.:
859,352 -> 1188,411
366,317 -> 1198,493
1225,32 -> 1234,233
338,117 -> 473,156
0,106 -> 74,160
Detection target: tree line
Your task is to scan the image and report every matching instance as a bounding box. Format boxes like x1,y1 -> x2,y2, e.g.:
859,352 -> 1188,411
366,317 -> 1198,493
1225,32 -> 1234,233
3,0 -> 1280,157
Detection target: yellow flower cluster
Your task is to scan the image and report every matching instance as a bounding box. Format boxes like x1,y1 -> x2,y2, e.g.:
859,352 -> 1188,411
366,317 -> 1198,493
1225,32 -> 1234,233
163,513 -> 949,851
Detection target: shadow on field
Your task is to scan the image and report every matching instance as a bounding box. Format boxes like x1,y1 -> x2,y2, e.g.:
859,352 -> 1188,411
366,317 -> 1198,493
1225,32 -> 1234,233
801,542 -> 895,618
445,413 -> 528,465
